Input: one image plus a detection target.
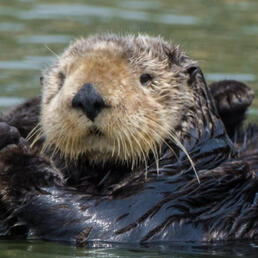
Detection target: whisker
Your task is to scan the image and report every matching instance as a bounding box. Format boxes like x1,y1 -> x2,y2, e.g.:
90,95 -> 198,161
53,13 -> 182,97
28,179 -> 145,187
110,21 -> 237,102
26,123 -> 41,142
168,131 -> 200,183
44,44 -> 60,59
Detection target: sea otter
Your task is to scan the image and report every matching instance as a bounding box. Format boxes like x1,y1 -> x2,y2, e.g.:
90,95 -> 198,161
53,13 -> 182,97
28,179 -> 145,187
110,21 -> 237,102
0,34 -> 257,245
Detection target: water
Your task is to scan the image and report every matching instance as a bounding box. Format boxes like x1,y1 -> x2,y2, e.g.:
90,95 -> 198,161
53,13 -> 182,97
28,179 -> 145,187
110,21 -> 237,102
0,0 -> 258,256
1,240 -> 258,258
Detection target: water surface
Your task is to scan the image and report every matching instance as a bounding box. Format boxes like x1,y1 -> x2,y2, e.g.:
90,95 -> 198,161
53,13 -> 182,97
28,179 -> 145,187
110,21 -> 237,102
0,0 -> 258,257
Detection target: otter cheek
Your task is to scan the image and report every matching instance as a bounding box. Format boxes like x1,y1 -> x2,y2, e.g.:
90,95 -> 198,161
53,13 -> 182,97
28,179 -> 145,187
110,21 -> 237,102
42,94 -> 64,135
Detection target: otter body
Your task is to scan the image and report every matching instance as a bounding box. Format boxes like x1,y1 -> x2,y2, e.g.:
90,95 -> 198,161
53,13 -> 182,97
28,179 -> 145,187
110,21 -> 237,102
0,34 -> 258,245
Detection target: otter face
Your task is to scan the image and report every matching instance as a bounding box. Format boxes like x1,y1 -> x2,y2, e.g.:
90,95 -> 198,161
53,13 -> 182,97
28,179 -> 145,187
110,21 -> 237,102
40,34 -> 196,165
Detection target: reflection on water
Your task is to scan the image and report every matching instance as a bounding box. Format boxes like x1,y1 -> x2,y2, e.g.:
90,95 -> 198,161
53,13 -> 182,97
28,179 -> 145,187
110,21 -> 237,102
0,0 -> 258,256
17,4 -> 199,25
120,1 -> 162,10
1,240 -> 258,258
0,96 -> 24,107
244,26 -> 258,35
206,73 -> 256,82
0,56 -> 54,70
18,35 -> 72,44
0,22 -> 24,31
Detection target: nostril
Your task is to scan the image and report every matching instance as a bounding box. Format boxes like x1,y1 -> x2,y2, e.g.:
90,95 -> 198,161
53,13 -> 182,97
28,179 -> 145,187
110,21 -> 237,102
94,101 -> 104,109
71,98 -> 81,108
72,83 -> 107,121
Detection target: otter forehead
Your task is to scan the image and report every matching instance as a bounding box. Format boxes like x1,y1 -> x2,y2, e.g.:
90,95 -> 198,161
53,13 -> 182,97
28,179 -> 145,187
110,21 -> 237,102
61,34 -> 188,69
65,49 -> 134,85
65,34 -> 166,57
40,34 -> 196,163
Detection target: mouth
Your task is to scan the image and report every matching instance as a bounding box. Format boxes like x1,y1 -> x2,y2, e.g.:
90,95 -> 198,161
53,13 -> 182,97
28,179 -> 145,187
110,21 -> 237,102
87,126 -> 105,137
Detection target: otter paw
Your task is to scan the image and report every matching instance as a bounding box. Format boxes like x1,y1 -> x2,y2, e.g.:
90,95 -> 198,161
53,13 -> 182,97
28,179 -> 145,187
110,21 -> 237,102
209,80 -> 254,136
0,122 -> 21,150
209,80 -> 254,114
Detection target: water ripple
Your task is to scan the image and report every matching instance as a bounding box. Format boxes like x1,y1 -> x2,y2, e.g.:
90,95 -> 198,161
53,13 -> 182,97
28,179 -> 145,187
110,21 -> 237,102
248,108 -> 258,115
18,35 -> 72,44
0,56 -> 54,70
119,1 -> 161,10
0,22 -> 24,31
0,97 -> 24,107
17,4 -> 199,25
244,26 -> 258,35
206,73 -> 256,82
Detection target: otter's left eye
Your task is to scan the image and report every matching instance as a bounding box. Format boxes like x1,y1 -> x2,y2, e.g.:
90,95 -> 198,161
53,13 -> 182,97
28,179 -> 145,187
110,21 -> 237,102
57,72 -> 66,89
140,73 -> 152,86
40,76 -> 44,86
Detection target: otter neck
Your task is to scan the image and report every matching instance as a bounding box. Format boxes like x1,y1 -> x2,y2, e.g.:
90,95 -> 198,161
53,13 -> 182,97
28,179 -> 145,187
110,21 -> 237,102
155,69 -> 235,177
53,154 -> 133,192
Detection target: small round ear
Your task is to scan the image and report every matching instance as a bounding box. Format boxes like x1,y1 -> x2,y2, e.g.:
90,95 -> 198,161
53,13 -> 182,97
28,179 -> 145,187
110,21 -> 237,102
186,65 -> 201,85
184,64 -> 221,119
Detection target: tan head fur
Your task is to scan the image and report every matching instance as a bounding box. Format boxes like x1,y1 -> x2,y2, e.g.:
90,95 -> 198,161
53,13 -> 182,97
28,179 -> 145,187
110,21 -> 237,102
37,34 -> 197,167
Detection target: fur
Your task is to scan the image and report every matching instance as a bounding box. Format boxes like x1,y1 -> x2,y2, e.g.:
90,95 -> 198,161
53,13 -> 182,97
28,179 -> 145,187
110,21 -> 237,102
0,34 -> 257,245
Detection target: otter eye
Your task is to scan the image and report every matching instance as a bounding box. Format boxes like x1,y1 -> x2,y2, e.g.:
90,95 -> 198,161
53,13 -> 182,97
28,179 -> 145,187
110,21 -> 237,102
40,76 -> 44,86
140,73 -> 152,86
58,72 -> 66,89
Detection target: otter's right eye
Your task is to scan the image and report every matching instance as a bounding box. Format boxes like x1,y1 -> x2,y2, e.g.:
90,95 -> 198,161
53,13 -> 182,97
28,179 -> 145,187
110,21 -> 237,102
140,73 -> 152,86
57,72 -> 66,89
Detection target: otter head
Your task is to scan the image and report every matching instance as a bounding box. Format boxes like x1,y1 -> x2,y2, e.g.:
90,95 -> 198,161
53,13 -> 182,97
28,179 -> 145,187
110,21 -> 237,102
40,34 -> 199,166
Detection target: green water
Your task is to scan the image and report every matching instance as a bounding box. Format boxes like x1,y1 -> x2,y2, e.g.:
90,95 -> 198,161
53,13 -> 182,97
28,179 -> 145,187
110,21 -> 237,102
1,240 -> 258,258
0,0 -> 258,257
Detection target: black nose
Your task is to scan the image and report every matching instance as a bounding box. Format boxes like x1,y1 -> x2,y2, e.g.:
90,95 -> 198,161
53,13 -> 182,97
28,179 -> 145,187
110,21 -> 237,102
72,83 -> 107,121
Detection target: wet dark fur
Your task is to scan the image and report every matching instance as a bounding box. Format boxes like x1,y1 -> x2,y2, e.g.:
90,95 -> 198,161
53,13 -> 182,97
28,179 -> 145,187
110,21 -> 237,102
0,71 -> 258,244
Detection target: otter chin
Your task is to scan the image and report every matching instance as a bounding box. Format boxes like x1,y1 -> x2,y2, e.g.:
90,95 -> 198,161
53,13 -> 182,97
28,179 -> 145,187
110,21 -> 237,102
1,34 -> 258,244
39,34 -> 195,167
